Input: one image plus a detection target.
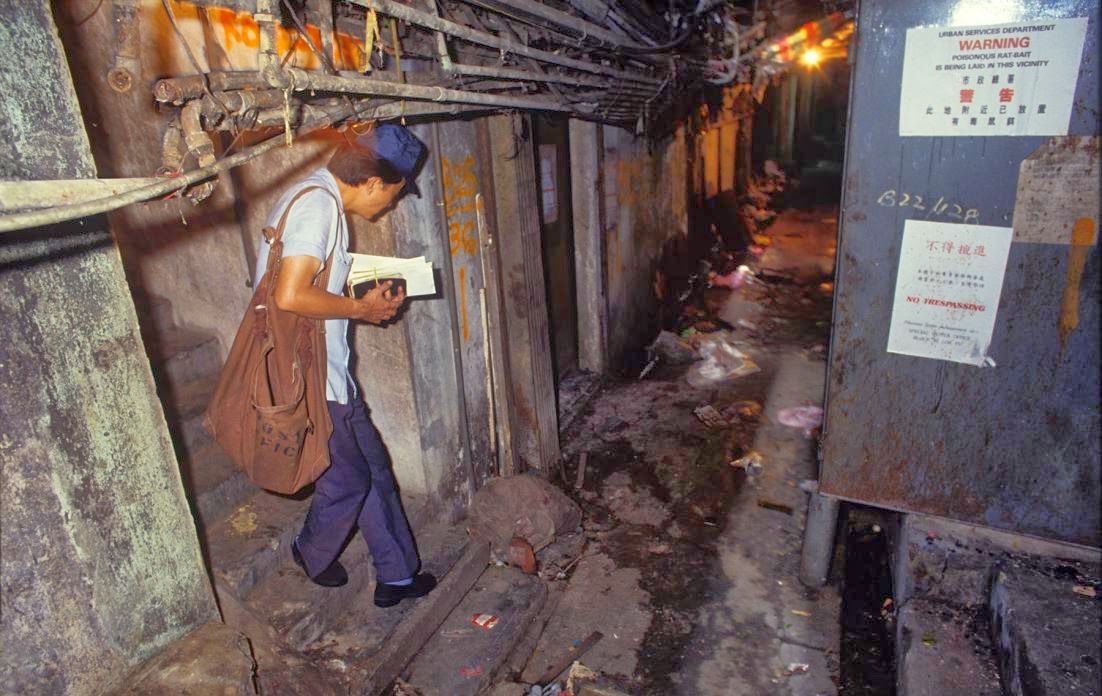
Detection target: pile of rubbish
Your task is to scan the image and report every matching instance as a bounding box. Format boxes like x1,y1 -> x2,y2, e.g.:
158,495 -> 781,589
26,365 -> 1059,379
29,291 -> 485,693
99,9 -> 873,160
645,161 -> 791,378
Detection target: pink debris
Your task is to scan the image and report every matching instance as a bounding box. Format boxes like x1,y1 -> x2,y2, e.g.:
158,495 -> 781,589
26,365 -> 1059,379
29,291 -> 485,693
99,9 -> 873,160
777,406 -> 824,435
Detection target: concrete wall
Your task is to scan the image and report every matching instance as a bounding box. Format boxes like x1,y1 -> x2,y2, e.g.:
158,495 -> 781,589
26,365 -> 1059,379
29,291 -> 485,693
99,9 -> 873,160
602,124 -> 689,361
55,1 -> 256,355
0,3 -> 218,693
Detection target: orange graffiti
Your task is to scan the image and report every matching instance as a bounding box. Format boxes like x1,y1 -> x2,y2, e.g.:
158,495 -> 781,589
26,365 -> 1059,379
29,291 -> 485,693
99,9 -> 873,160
193,3 -> 364,70
441,154 -> 479,256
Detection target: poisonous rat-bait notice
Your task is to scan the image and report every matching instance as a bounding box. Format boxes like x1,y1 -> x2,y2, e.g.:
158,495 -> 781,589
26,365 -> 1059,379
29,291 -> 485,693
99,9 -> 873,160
887,220 -> 1013,367
899,17 -> 1088,137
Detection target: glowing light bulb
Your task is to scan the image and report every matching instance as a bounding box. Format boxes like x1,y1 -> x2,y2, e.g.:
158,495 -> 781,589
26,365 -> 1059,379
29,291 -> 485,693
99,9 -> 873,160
800,48 -> 822,67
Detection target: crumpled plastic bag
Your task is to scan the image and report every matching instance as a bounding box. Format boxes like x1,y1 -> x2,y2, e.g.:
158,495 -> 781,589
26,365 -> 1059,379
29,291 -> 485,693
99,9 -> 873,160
686,335 -> 760,388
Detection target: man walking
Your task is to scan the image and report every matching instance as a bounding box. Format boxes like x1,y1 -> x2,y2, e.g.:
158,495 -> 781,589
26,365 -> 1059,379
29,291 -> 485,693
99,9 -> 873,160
255,124 -> 434,607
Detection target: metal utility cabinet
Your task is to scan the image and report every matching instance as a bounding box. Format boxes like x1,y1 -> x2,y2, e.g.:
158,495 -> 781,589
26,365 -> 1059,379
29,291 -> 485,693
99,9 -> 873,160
814,0 -> 1100,558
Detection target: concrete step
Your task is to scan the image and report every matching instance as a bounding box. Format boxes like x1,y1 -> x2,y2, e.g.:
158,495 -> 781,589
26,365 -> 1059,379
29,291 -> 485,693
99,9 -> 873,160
229,517 -> 488,694
205,489 -> 313,601
155,374 -> 252,532
896,597 -> 1003,696
236,495 -> 438,651
989,563 -> 1101,696
404,565 -> 548,695
147,325 -> 223,390
182,444 -> 254,533
115,621 -> 256,695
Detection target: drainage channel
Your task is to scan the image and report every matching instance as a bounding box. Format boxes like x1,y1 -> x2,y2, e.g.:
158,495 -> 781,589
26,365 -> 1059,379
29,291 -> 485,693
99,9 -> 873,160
838,504 -> 897,695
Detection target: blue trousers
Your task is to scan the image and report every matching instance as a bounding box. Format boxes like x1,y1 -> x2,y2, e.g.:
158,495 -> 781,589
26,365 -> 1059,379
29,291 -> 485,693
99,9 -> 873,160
295,396 -> 420,583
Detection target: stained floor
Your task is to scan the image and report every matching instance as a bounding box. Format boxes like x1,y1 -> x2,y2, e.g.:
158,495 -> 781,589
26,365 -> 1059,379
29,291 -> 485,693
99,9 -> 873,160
518,206 -> 843,695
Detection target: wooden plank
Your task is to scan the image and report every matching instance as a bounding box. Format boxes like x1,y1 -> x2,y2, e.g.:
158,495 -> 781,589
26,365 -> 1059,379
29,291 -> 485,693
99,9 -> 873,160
485,114 -> 560,473
359,541 -> 491,695
436,119 -> 494,487
568,118 -> 608,373
391,122 -> 470,510
473,118 -> 517,477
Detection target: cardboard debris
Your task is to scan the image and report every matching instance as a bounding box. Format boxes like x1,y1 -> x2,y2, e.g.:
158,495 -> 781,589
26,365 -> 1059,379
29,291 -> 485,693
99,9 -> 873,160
693,404 -> 730,429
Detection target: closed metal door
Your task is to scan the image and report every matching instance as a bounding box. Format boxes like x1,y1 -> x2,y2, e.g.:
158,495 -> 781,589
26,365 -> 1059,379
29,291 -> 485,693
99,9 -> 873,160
821,0 -> 1100,547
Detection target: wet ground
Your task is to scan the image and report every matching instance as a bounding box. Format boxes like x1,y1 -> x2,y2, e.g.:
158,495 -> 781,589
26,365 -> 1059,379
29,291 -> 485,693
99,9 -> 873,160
518,206 -> 843,695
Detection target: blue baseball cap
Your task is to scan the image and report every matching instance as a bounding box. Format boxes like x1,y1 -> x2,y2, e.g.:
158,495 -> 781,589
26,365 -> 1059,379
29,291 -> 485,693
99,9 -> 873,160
357,124 -> 426,196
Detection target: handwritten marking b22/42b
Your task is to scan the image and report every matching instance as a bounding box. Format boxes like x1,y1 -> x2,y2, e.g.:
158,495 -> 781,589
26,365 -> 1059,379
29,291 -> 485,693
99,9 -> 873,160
877,190 -> 979,224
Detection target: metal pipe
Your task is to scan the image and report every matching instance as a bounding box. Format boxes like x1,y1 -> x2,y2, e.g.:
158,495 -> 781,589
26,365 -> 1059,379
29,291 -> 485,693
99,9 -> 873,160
198,89 -> 287,119
0,105 -> 357,234
799,489 -> 840,587
179,101 -> 218,201
284,67 -> 571,112
449,63 -> 658,93
255,0 -> 290,88
244,99 -> 495,128
0,178 -> 163,212
153,71 -> 268,103
349,0 -> 660,85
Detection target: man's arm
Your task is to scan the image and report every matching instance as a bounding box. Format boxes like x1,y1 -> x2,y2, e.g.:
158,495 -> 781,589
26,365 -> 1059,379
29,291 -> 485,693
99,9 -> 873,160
273,255 -> 405,324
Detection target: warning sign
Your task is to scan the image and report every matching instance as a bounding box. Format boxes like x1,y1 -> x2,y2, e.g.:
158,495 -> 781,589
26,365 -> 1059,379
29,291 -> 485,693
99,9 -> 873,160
899,17 -> 1088,137
887,220 -> 1013,367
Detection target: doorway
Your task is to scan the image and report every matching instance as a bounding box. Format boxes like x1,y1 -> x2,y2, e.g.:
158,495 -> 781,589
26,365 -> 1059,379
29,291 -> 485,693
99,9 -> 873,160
532,115 -> 579,385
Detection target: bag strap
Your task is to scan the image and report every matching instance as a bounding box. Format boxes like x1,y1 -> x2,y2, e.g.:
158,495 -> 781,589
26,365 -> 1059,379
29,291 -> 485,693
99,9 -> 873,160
257,185 -> 343,350
261,185 -> 343,306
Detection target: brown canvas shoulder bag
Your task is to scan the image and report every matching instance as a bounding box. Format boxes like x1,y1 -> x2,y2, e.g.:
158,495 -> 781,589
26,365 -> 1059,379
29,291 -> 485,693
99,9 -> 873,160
204,185 -> 339,494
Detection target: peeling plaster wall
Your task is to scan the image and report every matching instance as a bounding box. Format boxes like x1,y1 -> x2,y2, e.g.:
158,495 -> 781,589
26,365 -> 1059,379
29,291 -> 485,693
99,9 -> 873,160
602,125 -> 689,361
0,3 -> 218,694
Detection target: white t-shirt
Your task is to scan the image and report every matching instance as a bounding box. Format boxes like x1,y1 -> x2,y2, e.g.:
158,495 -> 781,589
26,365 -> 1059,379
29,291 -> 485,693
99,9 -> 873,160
254,168 -> 355,404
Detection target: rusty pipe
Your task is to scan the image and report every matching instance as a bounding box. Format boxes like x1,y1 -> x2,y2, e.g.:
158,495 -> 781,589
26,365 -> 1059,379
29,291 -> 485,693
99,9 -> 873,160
107,0 -> 142,93
255,0 -> 291,89
0,102 -> 367,234
180,101 -> 217,201
153,71 -> 269,103
447,63 -> 657,94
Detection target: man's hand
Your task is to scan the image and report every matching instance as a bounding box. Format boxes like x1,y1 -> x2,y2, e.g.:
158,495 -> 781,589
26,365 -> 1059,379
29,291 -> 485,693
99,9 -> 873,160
355,281 -> 406,324
273,256 -> 406,324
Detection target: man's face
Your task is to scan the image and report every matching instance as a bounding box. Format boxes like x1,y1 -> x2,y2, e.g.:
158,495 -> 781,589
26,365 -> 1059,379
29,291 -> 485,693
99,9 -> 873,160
349,177 -> 406,221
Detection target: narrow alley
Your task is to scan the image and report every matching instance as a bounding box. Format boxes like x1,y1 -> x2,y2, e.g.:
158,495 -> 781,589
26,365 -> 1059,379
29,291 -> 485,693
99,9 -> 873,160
2,1 -> 1100,696
531,206 -> 841,696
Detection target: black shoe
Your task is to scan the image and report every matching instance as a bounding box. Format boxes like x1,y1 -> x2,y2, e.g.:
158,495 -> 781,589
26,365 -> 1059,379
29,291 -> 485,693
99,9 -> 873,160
374,573 -> 437,608
291,540 -> 348,588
